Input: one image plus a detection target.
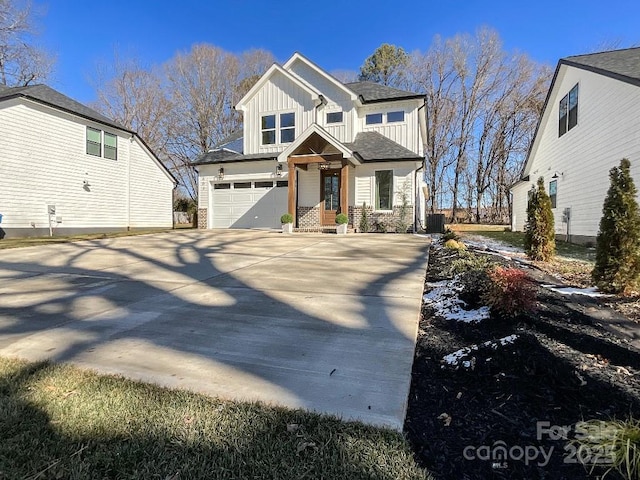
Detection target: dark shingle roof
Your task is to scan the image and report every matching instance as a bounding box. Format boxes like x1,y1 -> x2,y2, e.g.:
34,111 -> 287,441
193,150 -> 279,166
0,84 -> 128,131
562,47 -> 640,86
344,81 -> 424,103
344,132 -> 422,162
214,130 -> 244,153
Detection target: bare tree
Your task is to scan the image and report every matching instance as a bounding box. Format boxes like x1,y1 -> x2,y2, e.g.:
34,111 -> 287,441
0,0 -> 53,86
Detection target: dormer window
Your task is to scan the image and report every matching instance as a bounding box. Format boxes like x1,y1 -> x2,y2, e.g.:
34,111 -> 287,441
261,112 -> 295,145
326,111 -> 343,124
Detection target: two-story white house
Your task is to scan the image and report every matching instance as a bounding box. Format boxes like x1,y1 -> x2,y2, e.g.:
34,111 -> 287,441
0,84 -> 176,238
511,47 -> 640,244
194,53 -> 427,231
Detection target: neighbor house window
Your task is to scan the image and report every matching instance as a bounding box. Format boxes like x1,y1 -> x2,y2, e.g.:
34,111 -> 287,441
261,115 -> 276,144
549,180 -> 557,208
375,170 -> 393,210
104,132 -> 117,160
280,113 -> 295,143
387,111 -> 405,122
86,127 -> 101,156
366,113 -> 383,125
559,83 -> 578,137
326,111 -> 343,124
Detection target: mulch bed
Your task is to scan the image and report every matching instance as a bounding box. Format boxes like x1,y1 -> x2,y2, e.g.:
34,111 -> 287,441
405,244 -> 640,480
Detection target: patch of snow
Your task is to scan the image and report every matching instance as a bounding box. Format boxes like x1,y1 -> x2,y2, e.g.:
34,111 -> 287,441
541,284 -> 609,297
442,335 -> 519,369
423,278 -> 490,323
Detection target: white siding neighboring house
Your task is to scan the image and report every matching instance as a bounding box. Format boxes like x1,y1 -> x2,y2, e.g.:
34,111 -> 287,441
194,52 -> 427,232
511,47 -> 640,244
0,84 -> 176,238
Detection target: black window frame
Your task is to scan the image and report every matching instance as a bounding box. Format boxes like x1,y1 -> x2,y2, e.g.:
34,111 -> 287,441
326,111 -> 343,124
559,83 -> 578,137
261,114 -> 276,145
213,183 -> 231,190
233,182 -> 251,189
375,170 -> 393,210
280,112 -> 295,144
255,181 -> 274,188
276,180 -> 288,187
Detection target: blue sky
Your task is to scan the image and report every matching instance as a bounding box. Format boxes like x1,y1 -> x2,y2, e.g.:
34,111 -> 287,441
39,0 -> 639,103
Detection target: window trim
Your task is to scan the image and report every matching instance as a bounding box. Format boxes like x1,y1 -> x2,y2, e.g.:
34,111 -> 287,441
558,83 -> 579,137
326,111 -> 344,125
374,169 -> 394,212
260,111 -> 296,146
549,179 -> 557,209
365,113 -> 383,125
86,126 -> 102,157
261,114 -> 276,145
387,110 -> 405,123
103,131 -> 118,160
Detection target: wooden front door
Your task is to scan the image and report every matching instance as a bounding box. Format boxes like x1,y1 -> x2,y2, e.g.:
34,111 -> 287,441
321,169 -> 341,225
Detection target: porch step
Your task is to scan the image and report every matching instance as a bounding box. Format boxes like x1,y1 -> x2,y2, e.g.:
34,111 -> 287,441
294,225 -> 355,234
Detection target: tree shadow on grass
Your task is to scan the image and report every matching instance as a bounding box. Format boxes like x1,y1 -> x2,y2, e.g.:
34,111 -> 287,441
0,360 -> 429,480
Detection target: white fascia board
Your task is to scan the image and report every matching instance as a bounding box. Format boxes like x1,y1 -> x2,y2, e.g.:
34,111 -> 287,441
283,52 -> 358,101
235,64 -> 320,111
277,123 -> 355,163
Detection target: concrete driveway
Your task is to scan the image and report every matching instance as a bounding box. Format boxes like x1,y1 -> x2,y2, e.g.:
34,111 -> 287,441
0,230 -> 428,429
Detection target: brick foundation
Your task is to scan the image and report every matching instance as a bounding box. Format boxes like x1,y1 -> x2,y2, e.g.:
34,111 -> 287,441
197,208 -> 208,229
297,206 -> 320,229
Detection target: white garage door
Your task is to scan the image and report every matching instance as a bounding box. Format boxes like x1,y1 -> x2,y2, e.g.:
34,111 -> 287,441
210,179 -> 288,229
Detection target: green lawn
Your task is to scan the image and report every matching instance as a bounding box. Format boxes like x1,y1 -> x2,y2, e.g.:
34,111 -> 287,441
0,229 -> 180,250
462,230 -> 596,262
0,357 -> 430,480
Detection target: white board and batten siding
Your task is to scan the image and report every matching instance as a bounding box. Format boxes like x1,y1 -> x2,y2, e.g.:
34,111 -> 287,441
359,101 -> 424,157
243,72 -> 316,155
354,162 -> 417,210
0,98 -> 174,233
512,65 -> 640,238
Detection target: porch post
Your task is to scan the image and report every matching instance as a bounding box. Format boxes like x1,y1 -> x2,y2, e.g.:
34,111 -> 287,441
341,162 -> 349,224
287,159 -> 296,226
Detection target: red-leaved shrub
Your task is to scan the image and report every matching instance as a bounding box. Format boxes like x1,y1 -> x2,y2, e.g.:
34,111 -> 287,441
483,266 -> 537,317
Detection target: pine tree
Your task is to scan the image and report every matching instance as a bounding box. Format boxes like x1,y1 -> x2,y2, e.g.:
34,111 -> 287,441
524,177 -> 555,261
592,158 -> 640,294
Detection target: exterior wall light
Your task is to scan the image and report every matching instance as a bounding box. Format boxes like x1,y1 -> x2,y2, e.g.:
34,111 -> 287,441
218,167 -> 224,180
276,164 -> 283,176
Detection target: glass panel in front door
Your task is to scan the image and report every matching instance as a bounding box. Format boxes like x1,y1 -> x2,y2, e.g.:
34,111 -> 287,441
324,175 -> 339,211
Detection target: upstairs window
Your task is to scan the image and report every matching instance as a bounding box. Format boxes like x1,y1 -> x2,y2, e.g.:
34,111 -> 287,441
86,127 -> 101,156
261,115 -> 276,145
366,113 -> 383,125
387,111 -> 405,122
104,132 -> 117,160
559,83 -> 578,137
375,170 -> 393,210
326,111 -> 343,124
280,113 -> 295,143
549,180 -> 557,208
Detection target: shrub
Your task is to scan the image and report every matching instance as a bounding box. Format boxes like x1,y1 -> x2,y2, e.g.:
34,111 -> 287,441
444,239 -> 466,250
524,177 -> 555,261
483,266 -> 536,317
450,251 -> 494,275
395,183 -> 411,233
592,158 -> 640,294
375,220 -> 388,233
450,251 -> 495,307
442,228 -> 458,242
359,203 -> 371,233
335,213 -> 348,225
280,213 -> 293,224
571,418 -> 640,480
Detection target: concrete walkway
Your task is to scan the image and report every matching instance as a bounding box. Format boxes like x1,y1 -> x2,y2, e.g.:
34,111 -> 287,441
0,230 -> 429,429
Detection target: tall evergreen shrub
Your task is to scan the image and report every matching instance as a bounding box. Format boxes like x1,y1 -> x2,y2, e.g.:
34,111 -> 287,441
524,177 -> 555,261
592,158 -> 640,294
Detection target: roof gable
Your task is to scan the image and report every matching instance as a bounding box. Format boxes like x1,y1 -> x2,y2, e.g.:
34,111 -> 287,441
235,63 -> 321,111
562,47 -> 640,87
277,124 -> 353,163
283,53 -> 358,102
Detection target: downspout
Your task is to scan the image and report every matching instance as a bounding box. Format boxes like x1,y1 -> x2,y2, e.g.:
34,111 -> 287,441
416,99 -> 428,232
414,162 -> 424,233
127,135 -> 133,231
